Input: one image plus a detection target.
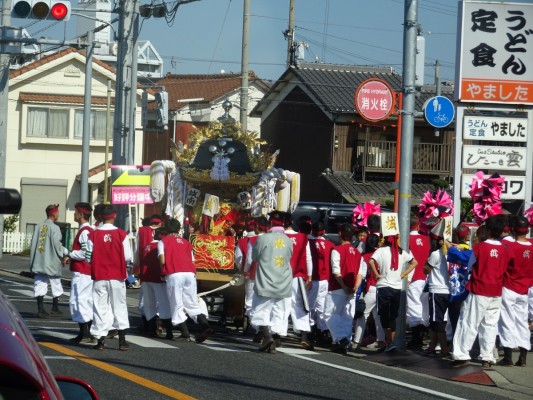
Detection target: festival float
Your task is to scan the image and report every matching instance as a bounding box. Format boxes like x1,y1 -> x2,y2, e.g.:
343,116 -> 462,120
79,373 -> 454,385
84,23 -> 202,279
149,101 -> 300,326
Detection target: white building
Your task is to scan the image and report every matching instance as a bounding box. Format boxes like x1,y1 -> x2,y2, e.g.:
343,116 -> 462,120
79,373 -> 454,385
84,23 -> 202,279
7,48 -> 144,233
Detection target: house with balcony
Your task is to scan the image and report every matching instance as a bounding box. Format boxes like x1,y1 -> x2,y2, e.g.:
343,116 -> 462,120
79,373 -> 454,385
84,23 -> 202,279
6,48 -> 143,234
250,63 -> 455,207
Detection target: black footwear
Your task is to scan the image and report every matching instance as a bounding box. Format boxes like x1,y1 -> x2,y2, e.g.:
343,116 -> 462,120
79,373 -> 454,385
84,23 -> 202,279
118,330 -> 129,351
69,323 -> 84,343
49,297 -> 63,317
106,329 -> 119,339
195,314 -> 213,343
258,326 -> 274,352
423,348 -> 437,357
300,332 -> 314,350
36,296 -> 49,318
515,347 -> 527,367
449,360 -> 469,368
272,333 -> 283,348
252,331 -> 264,343
332,343 -> 347,355
481,361 -> 493,369
93,337 -> 105,351
79,322 -> 96,344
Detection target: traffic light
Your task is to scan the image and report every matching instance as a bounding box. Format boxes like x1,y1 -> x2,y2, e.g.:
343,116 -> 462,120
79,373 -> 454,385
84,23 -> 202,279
11,0 -> 71,21
154,90 -> 169,128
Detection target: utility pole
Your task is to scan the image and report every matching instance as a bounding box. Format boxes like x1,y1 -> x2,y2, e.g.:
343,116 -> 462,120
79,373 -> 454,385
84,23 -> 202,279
286,0 -> 295,67
81,30 -> 94,203
112,0 -> 139,230
396,0 -> 418,351
239,0 -> 249,132
0,0 -> 12,258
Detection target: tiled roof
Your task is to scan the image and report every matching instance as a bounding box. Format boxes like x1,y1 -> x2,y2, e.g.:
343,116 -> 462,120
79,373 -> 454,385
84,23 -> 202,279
19,92 -> 114,105
154,72 -> 270,111
252,62 -> 454,117
323,171 -> 438,206
9,48 -> 116,79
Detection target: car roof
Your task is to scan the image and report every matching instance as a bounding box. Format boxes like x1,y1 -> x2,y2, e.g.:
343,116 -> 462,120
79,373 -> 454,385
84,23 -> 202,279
0,290 -> 63,399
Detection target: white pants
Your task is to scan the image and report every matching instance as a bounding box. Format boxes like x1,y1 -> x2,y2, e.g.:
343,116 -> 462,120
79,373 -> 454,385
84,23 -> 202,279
250,292 -> 289,336
69,272 -> 93,323
406,279 -> 429,328
166,272 -> 205,325
308,280 -> 329,331
34,274 -> 63,298
498,287 -> 531,350
244,278 -> 255,317
452,293 -> 501,363
91,280 -> 130,338
324,289 -> 356,343
290,278 -> 311,333
353,286 -> 385,343
142,282 -> 171,320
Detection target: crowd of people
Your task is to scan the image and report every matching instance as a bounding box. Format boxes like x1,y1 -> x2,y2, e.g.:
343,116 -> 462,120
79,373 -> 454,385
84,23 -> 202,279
29,203 -> 213,351
29,202 -> 532,368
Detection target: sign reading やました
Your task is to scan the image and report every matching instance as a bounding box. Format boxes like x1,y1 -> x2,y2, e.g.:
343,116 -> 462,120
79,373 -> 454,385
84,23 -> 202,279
463,116 -> 528,141
354,79 -> 396,122
456,1 -> 533,104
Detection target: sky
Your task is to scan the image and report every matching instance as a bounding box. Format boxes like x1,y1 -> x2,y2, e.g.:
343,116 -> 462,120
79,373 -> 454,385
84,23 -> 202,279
12,0 -> 533,84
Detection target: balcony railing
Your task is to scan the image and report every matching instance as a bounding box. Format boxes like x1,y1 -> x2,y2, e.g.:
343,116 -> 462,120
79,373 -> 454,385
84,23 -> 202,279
354,140 -> 453,181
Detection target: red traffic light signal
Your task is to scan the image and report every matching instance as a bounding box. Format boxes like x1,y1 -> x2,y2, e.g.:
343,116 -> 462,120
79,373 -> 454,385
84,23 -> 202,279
11,0 -> 71,21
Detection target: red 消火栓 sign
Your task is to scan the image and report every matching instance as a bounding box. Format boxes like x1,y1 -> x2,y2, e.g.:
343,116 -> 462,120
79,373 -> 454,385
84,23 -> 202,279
455,1 -> 533,104
354,79 -> 396,122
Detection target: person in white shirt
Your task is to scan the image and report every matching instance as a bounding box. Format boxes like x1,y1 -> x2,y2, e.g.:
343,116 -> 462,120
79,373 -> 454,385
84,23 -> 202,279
369,234 -> 417,352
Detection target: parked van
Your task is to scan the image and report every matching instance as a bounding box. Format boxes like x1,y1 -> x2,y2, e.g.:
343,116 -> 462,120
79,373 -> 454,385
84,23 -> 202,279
291,202 -> 356,244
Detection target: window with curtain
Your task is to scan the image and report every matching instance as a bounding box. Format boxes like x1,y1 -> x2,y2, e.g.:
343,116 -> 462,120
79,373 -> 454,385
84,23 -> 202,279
27,107 -> 68,138
74,110 -> 113,140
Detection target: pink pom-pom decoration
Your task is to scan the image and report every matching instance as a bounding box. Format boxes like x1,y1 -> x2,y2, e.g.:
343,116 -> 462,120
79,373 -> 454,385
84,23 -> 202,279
418,189 -> 453,225
469,172 -> 504,225
352,201 -> 381,227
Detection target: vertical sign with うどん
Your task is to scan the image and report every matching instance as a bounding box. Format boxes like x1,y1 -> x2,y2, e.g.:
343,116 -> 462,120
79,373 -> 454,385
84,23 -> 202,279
463,116 -> 528,142
455,1 -> 533,104
462,145 -> 527,171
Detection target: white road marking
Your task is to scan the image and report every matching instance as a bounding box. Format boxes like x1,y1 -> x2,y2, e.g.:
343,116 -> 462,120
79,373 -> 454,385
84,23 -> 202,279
44,356 -> 76,360
276,347 -> 319,355
125,335 -> 177,349
289,354 -> 468,400
198,340 -> 247,352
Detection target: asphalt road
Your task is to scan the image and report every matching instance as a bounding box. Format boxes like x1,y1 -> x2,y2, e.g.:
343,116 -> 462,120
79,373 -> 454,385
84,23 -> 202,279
0,269 -> 527,400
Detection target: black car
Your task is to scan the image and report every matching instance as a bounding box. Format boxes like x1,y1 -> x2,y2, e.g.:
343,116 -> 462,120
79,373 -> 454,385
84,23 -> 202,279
291,202 -> 356,244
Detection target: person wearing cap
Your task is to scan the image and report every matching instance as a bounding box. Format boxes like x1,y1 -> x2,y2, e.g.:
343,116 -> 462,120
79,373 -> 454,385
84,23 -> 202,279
450,215 -> 509,369
308,221 -> 335,346
29,204 -> 69,318
250,210 -> 294,354
406,216 -> 431,349
422,218 -> 451,357
67,202 -> 95,343
242,217 -> 269,341
324,223 -> 366,354
159,218 -> 213,343
369,213 -> 417,352
284,213 -> 314,349
87,204 -> 133,351
497,215 -> 532,367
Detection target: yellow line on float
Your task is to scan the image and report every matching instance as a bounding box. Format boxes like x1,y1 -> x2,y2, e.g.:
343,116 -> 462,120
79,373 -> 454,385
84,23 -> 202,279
41,342 -> 197,400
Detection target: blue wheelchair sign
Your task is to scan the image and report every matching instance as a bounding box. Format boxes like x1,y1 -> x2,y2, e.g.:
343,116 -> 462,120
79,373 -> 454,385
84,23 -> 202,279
424,96 -> 455,128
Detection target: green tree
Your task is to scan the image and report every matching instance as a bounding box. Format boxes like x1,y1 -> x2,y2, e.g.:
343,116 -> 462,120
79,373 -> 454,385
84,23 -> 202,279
3,214 -> 19,233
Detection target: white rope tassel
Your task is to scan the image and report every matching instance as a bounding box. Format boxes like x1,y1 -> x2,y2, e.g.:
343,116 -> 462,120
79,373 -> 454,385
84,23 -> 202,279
150,160 -> 176,202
